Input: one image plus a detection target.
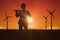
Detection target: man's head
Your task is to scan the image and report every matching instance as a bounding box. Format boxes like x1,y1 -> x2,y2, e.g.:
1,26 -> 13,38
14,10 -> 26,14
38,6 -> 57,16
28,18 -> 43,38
21,3 -> 26,10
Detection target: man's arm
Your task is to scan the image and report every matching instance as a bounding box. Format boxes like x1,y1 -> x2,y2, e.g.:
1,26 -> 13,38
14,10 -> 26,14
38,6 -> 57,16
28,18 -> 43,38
15,10 -> 20,17
27,11 -> 31,17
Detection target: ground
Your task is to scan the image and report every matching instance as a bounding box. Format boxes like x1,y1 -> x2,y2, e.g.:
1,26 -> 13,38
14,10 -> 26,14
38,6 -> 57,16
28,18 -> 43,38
0,29 -> 60,40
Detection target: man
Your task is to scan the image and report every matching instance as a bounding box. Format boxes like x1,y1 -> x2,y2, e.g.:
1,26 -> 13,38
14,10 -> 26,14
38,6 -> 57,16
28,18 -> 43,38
15,3 -> 31,30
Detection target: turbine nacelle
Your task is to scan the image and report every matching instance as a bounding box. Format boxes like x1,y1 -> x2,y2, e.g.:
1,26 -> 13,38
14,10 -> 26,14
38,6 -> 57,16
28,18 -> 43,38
43,16 -> 48,19
46,9 -> 55,21
46,9 -> 55,15
3,14 -> 12,22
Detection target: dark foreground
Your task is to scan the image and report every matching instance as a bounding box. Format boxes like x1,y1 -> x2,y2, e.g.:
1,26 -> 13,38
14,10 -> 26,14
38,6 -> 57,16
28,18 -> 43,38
0,30 -> 60,40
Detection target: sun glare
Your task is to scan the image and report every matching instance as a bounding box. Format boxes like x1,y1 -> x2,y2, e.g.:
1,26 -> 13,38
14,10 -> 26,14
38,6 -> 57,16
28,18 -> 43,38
27,16 -> 33,23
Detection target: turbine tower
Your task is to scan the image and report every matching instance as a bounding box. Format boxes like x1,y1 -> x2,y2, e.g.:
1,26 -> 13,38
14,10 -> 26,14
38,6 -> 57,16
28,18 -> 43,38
3,14 -> 12,30
43,16 -> 48,30
47,9 -> 55,30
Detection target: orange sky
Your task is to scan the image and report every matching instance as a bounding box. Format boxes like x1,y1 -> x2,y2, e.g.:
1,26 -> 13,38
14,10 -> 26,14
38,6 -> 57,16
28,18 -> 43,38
0,0 -> 60,29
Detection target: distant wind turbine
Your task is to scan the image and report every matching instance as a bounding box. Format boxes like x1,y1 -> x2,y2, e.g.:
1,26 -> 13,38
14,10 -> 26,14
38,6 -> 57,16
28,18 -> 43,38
3,14 -> 12,30
43,16 -> 48,29
46,9 -> 55,30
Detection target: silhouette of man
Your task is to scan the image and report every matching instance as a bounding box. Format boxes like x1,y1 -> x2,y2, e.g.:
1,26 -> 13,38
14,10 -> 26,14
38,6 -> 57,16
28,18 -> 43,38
15,3 -> 31,30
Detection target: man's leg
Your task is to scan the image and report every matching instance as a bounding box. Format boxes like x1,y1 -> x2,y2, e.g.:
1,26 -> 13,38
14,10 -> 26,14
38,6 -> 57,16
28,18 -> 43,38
24,24 -> 28,30
19,24 -> 22,30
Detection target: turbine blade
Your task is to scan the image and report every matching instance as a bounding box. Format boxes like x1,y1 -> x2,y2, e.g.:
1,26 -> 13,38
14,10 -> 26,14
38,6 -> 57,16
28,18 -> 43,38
52,9 -> 55,13
47,15 -> 49,18
52,14 -> 55,21
8,16 -> 12,18
5,14 -> 7,16
43,16 -> 45,18
3,18 -> 7,22
46,18 -> 48,22
46,9 -> 51,13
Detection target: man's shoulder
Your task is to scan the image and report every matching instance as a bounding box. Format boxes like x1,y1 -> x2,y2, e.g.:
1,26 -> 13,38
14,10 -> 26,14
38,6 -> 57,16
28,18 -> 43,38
15,10 -> 22,12
26,10 -> 30,13
18,10 -> 22,11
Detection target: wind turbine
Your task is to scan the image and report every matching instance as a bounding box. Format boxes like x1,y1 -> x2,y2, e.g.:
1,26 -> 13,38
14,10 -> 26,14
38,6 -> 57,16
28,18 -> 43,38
3,14 -> 12,30
43,16 -> 48,30
47,9 -> 55,30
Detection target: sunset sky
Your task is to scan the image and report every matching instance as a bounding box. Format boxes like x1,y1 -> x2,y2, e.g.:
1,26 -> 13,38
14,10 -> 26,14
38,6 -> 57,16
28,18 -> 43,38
0,0 -> 60,29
